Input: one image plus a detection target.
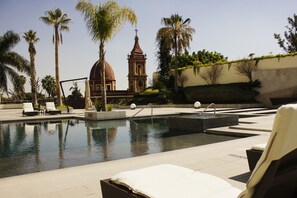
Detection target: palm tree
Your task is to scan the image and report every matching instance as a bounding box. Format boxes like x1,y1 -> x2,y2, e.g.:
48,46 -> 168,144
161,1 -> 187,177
156,14 -> 195,91
0,31 -> 29,93
13,75 -> 26,100
41,75 -> 56,98
76,0 -> 137,111
40,8 -> 71,106
23,30 -> 39,107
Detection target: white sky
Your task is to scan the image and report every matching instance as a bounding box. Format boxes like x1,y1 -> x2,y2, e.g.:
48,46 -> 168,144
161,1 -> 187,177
1,0 -> 296,95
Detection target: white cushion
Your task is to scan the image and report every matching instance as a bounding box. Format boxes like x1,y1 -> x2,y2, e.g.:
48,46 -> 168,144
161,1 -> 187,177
111,164 -> 241,198
23,103 -> 34,112
251,143 -> 267,151
46,102 -> 56,110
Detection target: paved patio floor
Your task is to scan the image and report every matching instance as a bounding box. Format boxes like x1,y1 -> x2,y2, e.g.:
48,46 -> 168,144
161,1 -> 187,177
0,107 -> 275,198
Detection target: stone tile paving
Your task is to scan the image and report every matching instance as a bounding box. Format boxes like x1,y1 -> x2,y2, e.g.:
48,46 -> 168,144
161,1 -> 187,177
0,107 -> 275,198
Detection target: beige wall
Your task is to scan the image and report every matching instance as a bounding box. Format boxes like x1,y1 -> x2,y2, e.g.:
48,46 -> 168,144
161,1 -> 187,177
252,68 -> 297,106
181,64 -> 249,87
181,55 -> 297,87
256,55 -> 297,70
153,54 -> 297,106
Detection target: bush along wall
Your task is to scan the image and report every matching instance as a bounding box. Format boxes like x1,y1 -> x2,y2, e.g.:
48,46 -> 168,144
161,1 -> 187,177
182,82 -> 259,103
129,92 -> 168,105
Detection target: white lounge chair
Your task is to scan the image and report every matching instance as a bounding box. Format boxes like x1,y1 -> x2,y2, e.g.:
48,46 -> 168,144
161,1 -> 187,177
45,102 -> 61,115
101,104 -> 297,198
22,103 -> 39,116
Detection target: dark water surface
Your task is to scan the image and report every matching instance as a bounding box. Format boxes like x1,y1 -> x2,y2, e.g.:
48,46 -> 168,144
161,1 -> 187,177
0,117 -> 240,178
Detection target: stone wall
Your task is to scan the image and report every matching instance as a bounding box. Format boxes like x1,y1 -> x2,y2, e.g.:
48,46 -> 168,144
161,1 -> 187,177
171,54 -> 297,106
253,68 -> 297,106
0,104 -> 22,109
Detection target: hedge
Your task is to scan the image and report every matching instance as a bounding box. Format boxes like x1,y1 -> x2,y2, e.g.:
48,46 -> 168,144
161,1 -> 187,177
182,83 -> 258,103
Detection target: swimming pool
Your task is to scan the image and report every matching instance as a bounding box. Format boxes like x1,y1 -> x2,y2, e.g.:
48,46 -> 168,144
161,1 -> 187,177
0,117 -> 241,178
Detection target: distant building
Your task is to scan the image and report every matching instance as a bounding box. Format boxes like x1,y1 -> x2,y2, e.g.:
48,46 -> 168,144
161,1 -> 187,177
89,60 -> 116,96
89,30 -> 147,99
127,29 -> 147,93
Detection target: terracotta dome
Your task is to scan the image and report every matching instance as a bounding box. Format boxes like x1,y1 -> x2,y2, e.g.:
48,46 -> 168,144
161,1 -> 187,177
89,60 -> 115,82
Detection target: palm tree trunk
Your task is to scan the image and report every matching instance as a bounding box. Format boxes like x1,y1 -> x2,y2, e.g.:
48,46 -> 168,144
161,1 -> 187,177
30,50 -> 37,107
100,42 -> 107,111
174,37 -> 178,92
55,27 -> 62,106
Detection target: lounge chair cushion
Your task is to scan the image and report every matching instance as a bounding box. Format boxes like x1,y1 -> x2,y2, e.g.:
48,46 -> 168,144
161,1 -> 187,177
251,143 -> 267,151
23,103 -> 39,116
111,164 -> 241,198
45,102 -> 61,114
46,102 -> 57,111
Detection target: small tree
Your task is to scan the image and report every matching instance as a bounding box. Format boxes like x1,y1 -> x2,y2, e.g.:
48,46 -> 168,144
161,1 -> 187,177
8,75 -> 26,100
235,55 -> 257,82
274,14 -> 297,53
41,75 -> 56,98
69,81 -> 83,99
192,49 -> 228,65
156,36 -> 172,89
199,65 -> 223,85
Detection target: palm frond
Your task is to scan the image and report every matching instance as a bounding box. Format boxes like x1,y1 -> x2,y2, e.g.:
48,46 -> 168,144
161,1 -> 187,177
0,31 -> 20,53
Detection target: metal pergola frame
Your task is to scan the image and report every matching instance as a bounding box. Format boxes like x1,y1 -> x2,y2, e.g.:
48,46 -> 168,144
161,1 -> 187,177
60,77 -> 88,113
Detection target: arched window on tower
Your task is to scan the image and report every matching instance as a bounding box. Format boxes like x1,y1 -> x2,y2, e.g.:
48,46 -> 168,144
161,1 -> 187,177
96,84 -> 100,91
138,65 -> 142,75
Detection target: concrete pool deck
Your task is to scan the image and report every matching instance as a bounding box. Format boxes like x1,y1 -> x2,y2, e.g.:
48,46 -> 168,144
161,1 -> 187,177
0,107 -> 275,198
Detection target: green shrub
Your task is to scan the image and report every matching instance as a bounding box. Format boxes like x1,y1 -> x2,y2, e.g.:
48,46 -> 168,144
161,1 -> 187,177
107,104 -> 113,111
93,99 -> 102,111
183,83 -> 259,103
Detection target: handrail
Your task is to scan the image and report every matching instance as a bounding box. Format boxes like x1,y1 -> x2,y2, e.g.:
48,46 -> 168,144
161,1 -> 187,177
131,103 -> 154,118
203,103 -> 216,115
131,107 -> 145,118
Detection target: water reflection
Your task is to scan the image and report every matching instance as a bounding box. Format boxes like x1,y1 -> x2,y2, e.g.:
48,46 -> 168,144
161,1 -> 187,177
129,119 -> 149,156
0,117 -> 240,178
91,128 -> 117,160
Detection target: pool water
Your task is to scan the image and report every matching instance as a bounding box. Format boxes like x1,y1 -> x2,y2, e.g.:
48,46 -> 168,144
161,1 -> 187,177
0,117 -> 241,178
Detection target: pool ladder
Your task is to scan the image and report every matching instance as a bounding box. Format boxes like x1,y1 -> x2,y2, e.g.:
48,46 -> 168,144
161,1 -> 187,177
131,103 -> 153,118
203,103 -> 216,115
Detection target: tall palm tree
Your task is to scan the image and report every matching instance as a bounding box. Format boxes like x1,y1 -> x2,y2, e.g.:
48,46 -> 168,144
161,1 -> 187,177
23,30 -> 39,107
0,31 -> 29,93
156,14 -> 195,91
40,8 -> 71,106
76,0 -> 137,111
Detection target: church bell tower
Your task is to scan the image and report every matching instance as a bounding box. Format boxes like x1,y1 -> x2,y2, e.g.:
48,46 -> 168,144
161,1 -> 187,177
128,29 -> 147,93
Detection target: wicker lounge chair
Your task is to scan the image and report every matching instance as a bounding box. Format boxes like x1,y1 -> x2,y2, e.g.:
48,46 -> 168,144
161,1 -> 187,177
100,104 -> 297,198
22,103 -> 39,116
45,102 -> 61,115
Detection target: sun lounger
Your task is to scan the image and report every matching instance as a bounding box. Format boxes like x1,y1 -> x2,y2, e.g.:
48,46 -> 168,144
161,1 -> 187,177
22,103 -> 39,116
101,164 -> 241,198
45,102 -> 61,115
246,143 -> 266,171
100,104 -> 297,198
